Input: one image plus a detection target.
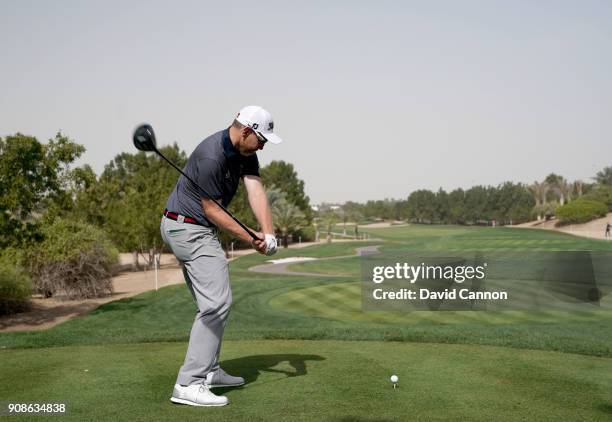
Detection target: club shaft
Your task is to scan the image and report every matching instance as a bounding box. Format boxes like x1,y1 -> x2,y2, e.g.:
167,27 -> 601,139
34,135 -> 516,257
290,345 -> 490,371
155,148 -> 261,241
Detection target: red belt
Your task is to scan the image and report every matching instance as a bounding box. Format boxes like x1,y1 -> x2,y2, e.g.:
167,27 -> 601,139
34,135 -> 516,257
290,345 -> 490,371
163,209 -> 202,226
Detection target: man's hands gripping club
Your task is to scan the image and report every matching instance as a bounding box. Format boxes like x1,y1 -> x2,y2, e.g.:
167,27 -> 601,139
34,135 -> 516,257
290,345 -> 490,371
251,234 -> 277,256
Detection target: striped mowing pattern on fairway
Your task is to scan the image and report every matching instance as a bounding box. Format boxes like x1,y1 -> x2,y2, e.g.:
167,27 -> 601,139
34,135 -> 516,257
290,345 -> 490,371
269,226 -> 612,326
269,281 -> 612,325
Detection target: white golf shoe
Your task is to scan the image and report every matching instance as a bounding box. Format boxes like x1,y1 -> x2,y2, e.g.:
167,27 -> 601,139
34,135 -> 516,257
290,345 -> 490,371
170,383 -> 228,407
206,367 -> 245,388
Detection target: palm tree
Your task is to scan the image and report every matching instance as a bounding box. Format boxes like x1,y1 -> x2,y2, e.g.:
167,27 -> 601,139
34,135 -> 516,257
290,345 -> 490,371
265,185 -> 285,208
557,180 -> 572,206
573,180 -> 584,198
271,197 -> 306,248
529,181 -> 548,221
545,173 -> 569,205
319,209 -> 339,243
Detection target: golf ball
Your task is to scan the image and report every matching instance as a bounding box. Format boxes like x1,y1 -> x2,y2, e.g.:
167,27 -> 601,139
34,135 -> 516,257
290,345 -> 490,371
390,375 -> 398,383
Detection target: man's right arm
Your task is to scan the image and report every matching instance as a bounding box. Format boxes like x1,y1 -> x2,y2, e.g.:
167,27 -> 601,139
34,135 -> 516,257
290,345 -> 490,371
201,198 -> 267,253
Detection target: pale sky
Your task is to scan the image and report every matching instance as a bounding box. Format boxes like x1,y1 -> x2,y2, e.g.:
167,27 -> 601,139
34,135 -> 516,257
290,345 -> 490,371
1,0 -> 611,203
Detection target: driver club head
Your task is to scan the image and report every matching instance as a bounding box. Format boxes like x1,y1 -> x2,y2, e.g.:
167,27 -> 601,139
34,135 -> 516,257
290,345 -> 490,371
133,124 -> 157,152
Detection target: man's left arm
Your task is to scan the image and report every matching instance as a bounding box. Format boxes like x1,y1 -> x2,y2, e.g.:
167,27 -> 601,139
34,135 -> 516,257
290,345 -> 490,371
243,175 -> 277,254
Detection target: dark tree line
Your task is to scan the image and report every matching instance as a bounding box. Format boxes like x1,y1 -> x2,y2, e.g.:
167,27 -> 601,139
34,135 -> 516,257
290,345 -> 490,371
404,183 -> 534,225
330,182 -> 534,226
329,168 -> 612,226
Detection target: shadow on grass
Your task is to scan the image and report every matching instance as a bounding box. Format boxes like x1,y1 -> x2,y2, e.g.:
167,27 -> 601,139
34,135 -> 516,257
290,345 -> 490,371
216,354 -> 325,392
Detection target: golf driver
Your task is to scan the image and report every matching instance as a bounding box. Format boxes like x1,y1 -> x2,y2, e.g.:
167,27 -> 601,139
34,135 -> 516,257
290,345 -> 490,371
132,123 -> 262,241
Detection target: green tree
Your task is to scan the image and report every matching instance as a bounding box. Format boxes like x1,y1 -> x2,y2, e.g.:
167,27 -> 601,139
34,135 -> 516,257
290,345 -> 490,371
340,205 -> 364,238
318,208 -> 339,243
495,182 -> 534,224
0,132 -> 85,248
464,186 -> 489,224
448,189 -> 466,224
260,161 -> 312,222
434,189 -> 450,223
406,190 -> 437,223
75,144 -> 187,264
594,166 -> 612,186
342,201 -> 364,219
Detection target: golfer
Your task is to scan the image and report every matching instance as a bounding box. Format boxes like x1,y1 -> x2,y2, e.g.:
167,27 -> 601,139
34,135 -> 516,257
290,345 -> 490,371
160,105 -> 282,406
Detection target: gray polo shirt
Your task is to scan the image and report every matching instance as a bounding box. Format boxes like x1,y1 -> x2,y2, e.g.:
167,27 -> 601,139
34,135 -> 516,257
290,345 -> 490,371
165,128 -> 260,227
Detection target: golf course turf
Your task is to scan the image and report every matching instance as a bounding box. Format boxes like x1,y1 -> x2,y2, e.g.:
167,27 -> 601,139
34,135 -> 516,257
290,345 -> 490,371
1,225 -> 611,420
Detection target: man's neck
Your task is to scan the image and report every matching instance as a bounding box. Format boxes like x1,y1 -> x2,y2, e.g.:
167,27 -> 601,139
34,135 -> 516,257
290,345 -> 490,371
228,126 -> 242,149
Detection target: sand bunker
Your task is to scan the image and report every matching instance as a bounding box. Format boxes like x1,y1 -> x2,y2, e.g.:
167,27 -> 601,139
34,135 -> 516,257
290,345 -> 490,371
267,257 -> 319,264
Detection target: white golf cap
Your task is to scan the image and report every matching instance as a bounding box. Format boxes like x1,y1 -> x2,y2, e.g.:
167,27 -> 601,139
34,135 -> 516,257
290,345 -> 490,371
235,105 -> 283,145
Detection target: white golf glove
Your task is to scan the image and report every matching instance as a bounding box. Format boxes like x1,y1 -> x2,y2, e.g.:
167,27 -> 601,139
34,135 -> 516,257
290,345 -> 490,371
264,234 -> 278,256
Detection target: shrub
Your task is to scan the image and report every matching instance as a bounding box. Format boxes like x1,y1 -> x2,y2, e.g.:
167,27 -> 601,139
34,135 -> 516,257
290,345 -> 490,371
0,248 -> 31,315
555,199 -> 608,225
583,185 -> 612,211
28,219 -> 119,299
297,225 -> 316,242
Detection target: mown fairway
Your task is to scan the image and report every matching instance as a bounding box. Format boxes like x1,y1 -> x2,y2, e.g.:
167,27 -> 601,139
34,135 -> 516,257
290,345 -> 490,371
275,225 -> 612,350
1,225 -> 611,420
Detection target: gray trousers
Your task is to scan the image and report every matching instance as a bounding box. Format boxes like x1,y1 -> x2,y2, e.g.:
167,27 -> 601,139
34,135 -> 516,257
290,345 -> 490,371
160,216 -> 231,386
